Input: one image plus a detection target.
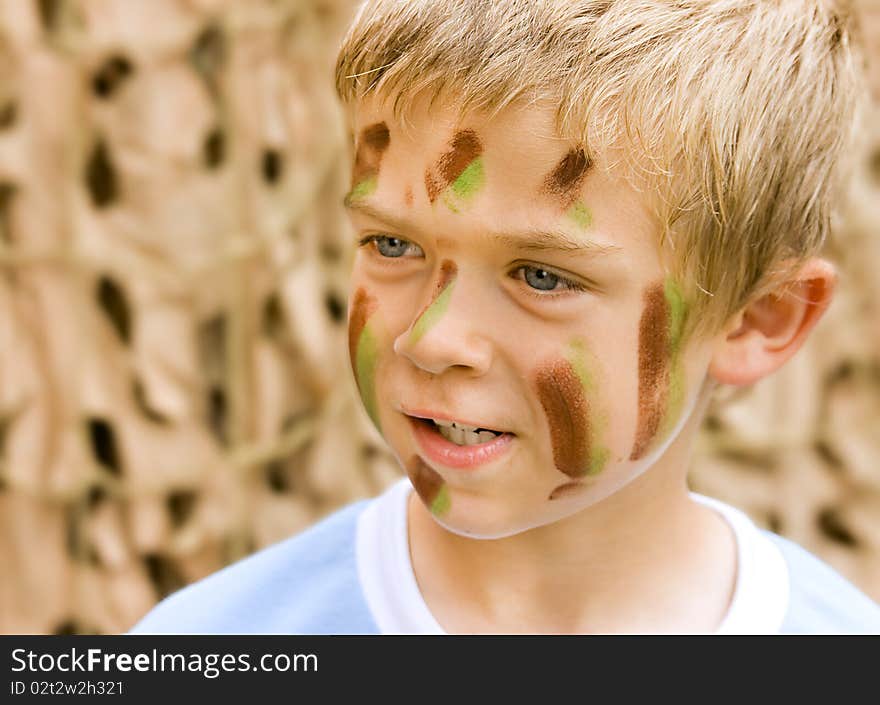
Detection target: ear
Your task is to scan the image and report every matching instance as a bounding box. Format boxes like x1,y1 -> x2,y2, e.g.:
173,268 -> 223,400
708,258 -> 837,387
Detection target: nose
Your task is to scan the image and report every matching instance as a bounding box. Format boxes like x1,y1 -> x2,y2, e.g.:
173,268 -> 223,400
393,261 -> 493,377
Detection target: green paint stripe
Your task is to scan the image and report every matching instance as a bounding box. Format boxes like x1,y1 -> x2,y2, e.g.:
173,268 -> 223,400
408,279 -> 456,345
568,201 -> 592,229
430,484 -> 451,516
439,158 -> 485,213
588,446 -> 610,476
441,191 -> 460,214
451,157 -> 484,200
667,365 -> 686,420
345,175 -> 378,205
664,278 -> 688,354
567,339 -> 596,393
567,338 -> 609,475
356,323 -> 381,431
659,277 -> 689,440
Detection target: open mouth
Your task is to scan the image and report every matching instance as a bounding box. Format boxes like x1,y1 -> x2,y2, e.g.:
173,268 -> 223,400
408,414 -> 515,469
412,417 -> 504,446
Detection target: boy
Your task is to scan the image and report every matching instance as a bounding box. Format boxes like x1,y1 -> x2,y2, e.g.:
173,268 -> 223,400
131,0 -> 880,634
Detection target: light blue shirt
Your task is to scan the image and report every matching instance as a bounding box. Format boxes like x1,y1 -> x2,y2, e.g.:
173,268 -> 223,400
129,482 -> 880,635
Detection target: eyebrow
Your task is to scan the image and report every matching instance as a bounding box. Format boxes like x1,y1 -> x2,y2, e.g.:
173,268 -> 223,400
344,200 -> 623,258
487,230 -> 621,256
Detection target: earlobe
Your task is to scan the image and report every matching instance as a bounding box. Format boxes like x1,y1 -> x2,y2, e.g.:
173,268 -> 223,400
708,258 -> 837,387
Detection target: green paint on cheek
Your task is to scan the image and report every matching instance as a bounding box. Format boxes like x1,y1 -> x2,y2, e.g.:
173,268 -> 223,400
408,278 -> 456,345
567,201 -> 592,229
566,339 -> 610,476
568,339 -> 597,393
587,446 -> 610,476
661,277 -> 689,436
430,485 -> 451,516
441,158 -> 485,212
665,278 -> 688,354
345,175 -> 378,205
355,322 -> 381,430
666,364 -> 686,428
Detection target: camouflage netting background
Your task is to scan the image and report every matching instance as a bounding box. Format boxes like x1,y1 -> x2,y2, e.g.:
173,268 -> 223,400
0,0 -> 878,634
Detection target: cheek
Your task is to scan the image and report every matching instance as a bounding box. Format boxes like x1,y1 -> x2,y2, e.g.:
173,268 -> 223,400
535,359 -> 590,480
348,287 -> 382,431
407,455 -> 451,516
629,279 -> 689,460
533,341 -> 611,498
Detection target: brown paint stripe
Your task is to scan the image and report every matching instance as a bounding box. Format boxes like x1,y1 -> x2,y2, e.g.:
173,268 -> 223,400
351,122 -> 390,187
348,287 -> 378,369
535,358 -> 591,479
407,455 -> 444,507
410,259 -> 458,330
425,130 -> 483,203
543,148 -> 591,208
432,259 -> 457,299
629,283 -> 671,460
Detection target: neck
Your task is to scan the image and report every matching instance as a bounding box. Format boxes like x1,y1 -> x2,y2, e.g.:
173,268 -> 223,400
407,412 -> 736,633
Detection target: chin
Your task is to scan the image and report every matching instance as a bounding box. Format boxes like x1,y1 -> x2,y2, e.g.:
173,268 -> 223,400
419,489 -> 561,540
431,515 -> 525,540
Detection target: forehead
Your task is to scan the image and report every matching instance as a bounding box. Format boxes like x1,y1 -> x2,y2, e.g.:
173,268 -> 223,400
347,95 -> 662,265
351,96 -> 575,184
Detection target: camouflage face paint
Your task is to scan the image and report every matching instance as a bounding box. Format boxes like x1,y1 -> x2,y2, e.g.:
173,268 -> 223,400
545,148 -> 591,199
629,278 -> 689,460
424,130 -> 485,211
408,455 -> 450,516
568,201 -> 592,229
535,340 -> 609,489
348,287 -> 382,431
543,148 -> 593,229
346,122 -> 390,204
408,260 -> 458,345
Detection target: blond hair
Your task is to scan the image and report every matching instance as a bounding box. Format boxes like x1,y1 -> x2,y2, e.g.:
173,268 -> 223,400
335,0 -> 864,337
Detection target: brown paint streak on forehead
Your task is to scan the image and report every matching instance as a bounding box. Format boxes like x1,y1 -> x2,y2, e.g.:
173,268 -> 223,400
352,122 -> 390,186
348,287 -> 378,364
407,455 -> 444,506
404,186 -> 414,207
629,283 -> 670,461
535,358 -> 590,479
424,129 -> 483,203
543,148 -> 591,207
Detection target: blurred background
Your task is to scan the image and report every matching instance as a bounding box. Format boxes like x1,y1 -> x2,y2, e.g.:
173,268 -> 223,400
0,0 -> 878,634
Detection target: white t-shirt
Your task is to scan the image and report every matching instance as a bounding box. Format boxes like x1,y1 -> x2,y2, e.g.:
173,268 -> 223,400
356,478 -> 790,634
131,474 -> 880,634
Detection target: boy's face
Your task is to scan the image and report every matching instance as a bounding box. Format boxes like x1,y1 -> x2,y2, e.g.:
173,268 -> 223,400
345,98 -> 717,538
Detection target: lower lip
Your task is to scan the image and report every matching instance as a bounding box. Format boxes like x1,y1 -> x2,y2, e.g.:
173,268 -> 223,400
409,417 -> 515,469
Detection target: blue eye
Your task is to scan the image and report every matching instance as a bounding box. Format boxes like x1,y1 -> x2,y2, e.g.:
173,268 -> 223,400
362,235 -> 422,258
376,236 -> 409,257
512,264 -> 586,295
523,266 -> 560,291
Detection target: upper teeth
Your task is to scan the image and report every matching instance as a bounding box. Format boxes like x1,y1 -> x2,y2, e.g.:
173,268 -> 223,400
431,419 -> 500,446
431,419 -> 476,431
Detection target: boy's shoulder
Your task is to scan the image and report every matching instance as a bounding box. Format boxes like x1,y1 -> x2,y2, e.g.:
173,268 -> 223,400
763,530 -> 880,634
127,482 -> 880,635
127,497 -> 379,635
